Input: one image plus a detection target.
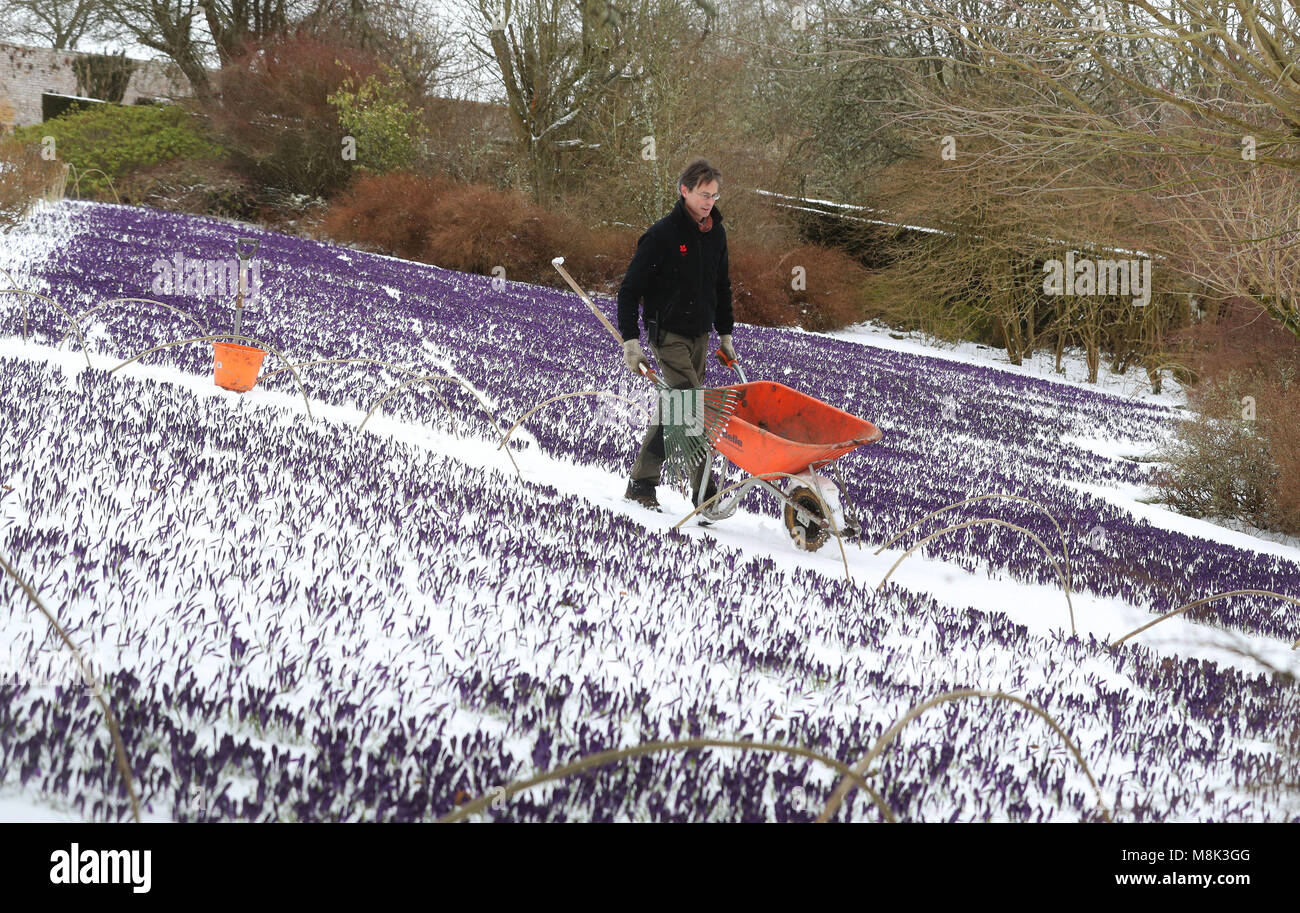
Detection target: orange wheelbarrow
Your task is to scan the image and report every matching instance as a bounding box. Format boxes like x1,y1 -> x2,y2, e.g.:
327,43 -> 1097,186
693,352 -> 883,551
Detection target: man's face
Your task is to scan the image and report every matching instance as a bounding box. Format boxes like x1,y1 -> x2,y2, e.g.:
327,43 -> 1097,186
681,179 -> 719,222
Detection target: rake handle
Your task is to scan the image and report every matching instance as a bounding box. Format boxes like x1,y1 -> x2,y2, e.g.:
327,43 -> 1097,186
552,256 -> 665,386
551,257 -> 623,346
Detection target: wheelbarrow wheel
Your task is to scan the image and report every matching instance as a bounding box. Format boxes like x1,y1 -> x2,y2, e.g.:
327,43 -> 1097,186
784,486 -> 831,552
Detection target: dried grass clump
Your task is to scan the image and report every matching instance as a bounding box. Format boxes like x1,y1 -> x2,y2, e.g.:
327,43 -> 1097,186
0,140 -> 65,232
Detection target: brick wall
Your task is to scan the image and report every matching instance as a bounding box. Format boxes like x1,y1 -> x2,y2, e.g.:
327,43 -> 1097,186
0,42 -> 192,130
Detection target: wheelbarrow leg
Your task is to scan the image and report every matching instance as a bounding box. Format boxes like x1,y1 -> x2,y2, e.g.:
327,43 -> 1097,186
693,442 -> 716,508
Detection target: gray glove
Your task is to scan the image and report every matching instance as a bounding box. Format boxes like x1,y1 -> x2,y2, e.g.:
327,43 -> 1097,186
719,334 -> 737,362
623,338 -> 652,376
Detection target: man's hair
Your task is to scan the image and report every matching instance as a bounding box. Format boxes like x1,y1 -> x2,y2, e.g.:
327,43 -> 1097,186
678,159 -> 722,194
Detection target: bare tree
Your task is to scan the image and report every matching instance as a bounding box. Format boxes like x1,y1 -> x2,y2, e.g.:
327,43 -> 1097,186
103,0 -> 218,95
197,0 -> 291,65
813,1 -> 1300,189
773,1 -> 1300,348
1142,151 -> 1300,341
464,0 -> 638,203
551,0 -> 821,235
304,0 -> 455,95
0,0 -> 109,49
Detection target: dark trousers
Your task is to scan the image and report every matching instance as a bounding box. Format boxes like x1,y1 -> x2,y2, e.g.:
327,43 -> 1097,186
631,330 -> 711,491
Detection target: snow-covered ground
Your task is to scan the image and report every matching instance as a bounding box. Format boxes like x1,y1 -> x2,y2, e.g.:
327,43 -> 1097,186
827,321 -> 1186,408
2,336 -> 1292,676
1,201 -> 1297,822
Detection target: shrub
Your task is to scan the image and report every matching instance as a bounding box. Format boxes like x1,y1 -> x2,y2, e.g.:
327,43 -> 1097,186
785,243 -> 871,331
1152,377 -> 1279,527
1173,296 -> 1300,382
72,53 -> 136,103
320,172 -> 633,291
321,171 -> 452,258
12,104 -> 217,199
421,181 -> 591,281
323,173 -> 870,331
205,33 -> 385,198
730,240 -> 868,331
327,69 -> 422,174
728,243 -> 802,328
1153,307 -> 1300,536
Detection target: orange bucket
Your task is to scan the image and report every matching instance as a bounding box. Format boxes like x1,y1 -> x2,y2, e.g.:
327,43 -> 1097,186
213,341 -> 267,393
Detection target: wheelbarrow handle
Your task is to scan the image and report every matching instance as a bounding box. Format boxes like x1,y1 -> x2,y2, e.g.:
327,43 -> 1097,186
716,348 -> 748,384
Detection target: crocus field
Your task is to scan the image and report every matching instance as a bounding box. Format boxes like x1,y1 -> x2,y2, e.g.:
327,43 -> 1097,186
1,200 -> 1298,822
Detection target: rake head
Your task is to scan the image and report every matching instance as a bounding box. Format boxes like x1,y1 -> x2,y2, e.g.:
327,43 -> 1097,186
659,386 -> 740,488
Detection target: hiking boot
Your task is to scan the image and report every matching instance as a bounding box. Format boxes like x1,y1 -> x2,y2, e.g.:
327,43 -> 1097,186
624,478 -> 660,510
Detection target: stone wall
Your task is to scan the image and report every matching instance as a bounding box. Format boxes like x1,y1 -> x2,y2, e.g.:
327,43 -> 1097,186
0,42 -> 191,130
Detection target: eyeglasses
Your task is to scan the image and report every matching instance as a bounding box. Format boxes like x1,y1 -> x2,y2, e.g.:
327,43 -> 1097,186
693,189 -> 721,202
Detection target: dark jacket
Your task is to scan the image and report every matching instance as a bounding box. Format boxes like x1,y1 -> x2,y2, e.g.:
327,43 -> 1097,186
617,195 -> 734,343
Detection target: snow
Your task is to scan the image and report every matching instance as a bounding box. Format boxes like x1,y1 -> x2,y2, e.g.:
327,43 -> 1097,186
4,331 -> 1293,680
1061,475 -> 1300,566
530,108 -> 579,143
826,320 -> 1187,408
0,201 -> 87,288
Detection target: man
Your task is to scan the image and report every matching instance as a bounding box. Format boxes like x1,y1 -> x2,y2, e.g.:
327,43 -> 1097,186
616,158 -> 737,510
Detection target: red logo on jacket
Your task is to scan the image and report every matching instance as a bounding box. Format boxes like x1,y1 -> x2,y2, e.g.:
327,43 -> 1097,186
679,244 -> 688,255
